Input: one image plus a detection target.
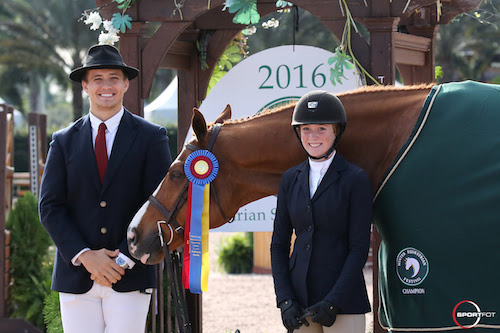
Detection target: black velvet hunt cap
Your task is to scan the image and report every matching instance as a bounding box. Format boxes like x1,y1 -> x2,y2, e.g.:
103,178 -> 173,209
69,44 -> 139,82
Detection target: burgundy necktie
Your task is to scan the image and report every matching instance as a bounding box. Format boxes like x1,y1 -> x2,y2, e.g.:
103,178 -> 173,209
95,122 -> 108,183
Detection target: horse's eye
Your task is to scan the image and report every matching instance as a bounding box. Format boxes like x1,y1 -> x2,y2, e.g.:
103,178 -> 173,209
169,171 -> 183,180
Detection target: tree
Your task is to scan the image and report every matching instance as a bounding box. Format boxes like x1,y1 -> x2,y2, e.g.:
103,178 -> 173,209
436,1 -> 500,82
7,192 -> 53,330
0,0 -> 98,120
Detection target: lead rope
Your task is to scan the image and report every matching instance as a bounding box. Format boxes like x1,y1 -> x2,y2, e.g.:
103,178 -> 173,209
163,243 -> 192,333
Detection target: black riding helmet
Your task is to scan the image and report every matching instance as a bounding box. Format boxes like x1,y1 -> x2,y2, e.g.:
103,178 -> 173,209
292,90 -> 347,160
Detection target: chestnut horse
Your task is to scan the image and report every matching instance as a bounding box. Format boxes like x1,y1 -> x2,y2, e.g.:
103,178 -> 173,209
127,84 -> 433,264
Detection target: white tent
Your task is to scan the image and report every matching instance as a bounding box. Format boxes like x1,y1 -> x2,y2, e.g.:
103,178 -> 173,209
144,76 -> 178,126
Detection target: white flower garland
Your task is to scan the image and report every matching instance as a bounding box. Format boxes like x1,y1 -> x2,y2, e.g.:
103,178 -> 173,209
83,11 -> 120,45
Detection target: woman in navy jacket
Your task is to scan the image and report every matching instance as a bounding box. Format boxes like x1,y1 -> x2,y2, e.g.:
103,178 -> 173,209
271,91 -> 373,332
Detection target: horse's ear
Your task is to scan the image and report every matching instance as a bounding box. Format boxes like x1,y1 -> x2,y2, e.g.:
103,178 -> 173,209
214,104 -> 232,124
192,108 -> 207,143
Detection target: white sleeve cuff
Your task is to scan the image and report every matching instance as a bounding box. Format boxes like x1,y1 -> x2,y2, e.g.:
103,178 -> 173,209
72,248 -> 90,266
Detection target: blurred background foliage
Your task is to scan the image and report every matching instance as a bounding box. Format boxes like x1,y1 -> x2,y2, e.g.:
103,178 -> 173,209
1,1 -> 499,135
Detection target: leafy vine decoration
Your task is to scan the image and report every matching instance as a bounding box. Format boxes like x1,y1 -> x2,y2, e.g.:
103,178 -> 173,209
82,0 -> 445,85
336,0 -> 380,85
225,0 -> 378,86
172,0 -> 186,19
112,0 -> 136,32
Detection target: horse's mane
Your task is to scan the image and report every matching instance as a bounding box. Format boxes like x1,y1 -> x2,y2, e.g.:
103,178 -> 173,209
337,82 -> 434,96
215,83 -> 435,126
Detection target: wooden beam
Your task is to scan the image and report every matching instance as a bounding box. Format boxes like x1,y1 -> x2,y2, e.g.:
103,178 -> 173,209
394,33 -> 431,66
197,29 -> 241,101
371,0 -> 391,16
140,21 -> 193,99
136,0 -> 225,22
396,26 -> 438,85
159,41 -> 196,70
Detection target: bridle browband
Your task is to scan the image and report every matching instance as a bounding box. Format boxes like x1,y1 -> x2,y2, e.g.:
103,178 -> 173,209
148,123 -> 232,246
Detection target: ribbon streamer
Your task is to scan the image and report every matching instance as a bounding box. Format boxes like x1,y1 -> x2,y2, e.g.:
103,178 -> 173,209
182,150 -> 218,293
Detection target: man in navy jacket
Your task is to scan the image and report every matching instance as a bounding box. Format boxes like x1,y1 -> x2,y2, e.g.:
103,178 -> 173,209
39,44 -> 172,333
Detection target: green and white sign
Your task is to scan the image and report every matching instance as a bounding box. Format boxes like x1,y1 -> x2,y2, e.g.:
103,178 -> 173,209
196,45 -> 361,231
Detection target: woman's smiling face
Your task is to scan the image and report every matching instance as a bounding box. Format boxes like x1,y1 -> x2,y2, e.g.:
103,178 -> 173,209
299,124 -> 336,160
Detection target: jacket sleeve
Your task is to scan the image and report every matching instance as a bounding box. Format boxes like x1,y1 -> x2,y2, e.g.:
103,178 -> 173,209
270,172 -> 296,307
324,169 -> 373,309
39,132 -> 89,263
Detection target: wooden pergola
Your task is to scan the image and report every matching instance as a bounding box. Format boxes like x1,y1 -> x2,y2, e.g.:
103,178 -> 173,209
94,1 -> 481,332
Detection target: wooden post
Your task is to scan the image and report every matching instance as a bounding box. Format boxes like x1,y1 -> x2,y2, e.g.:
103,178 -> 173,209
361,17 -> 400,85
120,22 -> 148,117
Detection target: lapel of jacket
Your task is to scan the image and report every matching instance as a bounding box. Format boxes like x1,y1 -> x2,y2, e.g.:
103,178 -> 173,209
296,160 -> 311,200
101,110 -> 138,192
311,153 -> 346,200
76,116 -> 102,191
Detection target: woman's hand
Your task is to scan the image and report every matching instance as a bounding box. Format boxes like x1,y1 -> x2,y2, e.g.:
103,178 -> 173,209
305,300 -> 339,327
279,299 -> 309,331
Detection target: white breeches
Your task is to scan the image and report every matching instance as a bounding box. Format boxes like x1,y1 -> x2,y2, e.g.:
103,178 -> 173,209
59,282 -> 151,333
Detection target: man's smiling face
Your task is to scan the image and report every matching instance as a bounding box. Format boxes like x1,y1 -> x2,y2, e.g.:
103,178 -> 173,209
82,68 -> 129,118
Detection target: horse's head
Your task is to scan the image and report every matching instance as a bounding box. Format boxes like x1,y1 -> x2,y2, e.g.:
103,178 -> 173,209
405,257 -> 420,278
127,105 -> 232,264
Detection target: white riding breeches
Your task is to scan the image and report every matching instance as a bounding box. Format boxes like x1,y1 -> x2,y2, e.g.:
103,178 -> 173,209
295,314 -> 365,333
59,282 -> 151,333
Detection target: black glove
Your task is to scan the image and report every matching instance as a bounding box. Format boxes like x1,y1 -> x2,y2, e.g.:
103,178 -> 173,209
305,300 -> 339,327
279,299 -> 309,331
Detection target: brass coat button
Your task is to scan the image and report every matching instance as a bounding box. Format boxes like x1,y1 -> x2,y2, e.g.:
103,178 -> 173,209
100,201 -> 107,208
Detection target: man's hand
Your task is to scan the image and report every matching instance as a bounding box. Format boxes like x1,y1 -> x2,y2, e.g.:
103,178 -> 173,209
78,249 -> 126,287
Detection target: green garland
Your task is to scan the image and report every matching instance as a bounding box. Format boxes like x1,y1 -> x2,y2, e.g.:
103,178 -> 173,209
336,0 -> 380,85
101,0 -> 448,86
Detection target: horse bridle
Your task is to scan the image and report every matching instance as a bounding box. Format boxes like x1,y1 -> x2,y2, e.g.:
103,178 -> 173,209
148,122 -> 232,247
147,123 -> 230,333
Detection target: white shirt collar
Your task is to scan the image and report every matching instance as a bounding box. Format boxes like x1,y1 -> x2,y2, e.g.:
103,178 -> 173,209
308,150 -> 336,174
89,107 -> 124,134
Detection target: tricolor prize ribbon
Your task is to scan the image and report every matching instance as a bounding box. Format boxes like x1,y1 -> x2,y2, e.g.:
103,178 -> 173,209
184,150 -> 219,185
182,150 -> 219,293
